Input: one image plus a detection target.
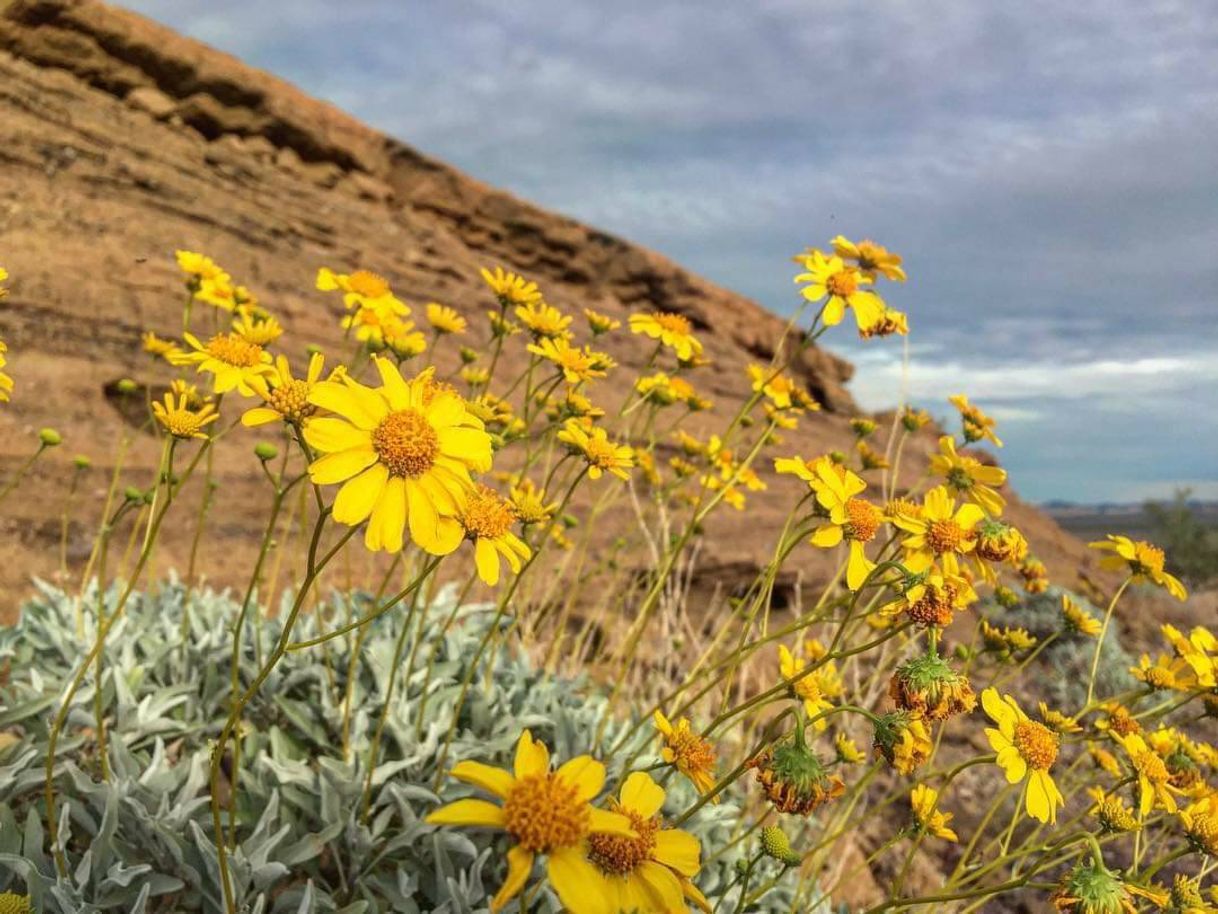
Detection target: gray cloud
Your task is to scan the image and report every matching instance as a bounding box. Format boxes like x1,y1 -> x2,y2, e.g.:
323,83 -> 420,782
122,0 -> 1218,502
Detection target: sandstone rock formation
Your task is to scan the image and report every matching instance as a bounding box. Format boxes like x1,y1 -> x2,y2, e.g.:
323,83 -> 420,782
0,0 -> 1101,616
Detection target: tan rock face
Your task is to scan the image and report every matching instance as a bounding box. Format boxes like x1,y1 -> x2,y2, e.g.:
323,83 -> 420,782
0,0 -> 1099,615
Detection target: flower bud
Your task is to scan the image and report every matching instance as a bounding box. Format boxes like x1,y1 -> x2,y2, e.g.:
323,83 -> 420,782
254,442 -> 279,462
38,427 -> 62,447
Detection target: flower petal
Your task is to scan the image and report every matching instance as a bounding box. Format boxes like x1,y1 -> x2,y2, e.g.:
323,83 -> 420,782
309,447 -> 378,485
425,798 -> 506,828
449,760 -> 515,799
653,828 -> 700,877
332,463 -> 389,525
547,846 -> 609,914
619,771 -> 665,819
556,755 -> 605,802
489,846 -> 534,913
514,730 -> 550,779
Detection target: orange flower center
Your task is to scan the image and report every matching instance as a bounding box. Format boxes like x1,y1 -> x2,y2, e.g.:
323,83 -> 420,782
1013,720 -> 1058,770
372,409 -> 439,477
205,332 -> 264,368
843,498 -> 883,543
267,379 -> 314,424
825,269 -> 859,298
653,312 -> 692,335
587,805 -> 657,875
503,773 -> 590,852
462,485 -> 516,539
1132,542 -> 1166,576
926,519 -> 968,555
348,270 -> 390,299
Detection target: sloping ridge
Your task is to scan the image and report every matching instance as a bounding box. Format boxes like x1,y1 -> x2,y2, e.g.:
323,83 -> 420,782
0,0 -> 1096,614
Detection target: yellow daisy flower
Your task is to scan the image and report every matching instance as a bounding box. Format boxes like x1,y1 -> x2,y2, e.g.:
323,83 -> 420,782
929,435 -> 1006,515
778,645 -> 835,728
557,420 -> 633,481
629,311 -> 703,362
0,265 -> 8,298
528,338 -> 609,385
151,391 -> 218,440
243,352 -> 326,428
303,359 -> 492,555
981,688 -> 1064,824
177,331 -> 275,396
480,266 -> 543,307
426,302 -> 467,335
317,266 -> 407,313
460,484 -> 531,586
857,307 -> 910,339
1089,535 -> 1187,600
584,772 -> 709,914
1117,732 -> 1180,817
653,711 -> 717,798
0,892 -> 31,914
948,394 -> 1003,447
802,458 -> 886,590
196,277 -> 256,313
141,331 -> 185,362
232,309 -> 283,346
793,249 -> 885,331
831,236 -> 907,282
892,485 -> 984,576
909,784 -> 957,841
426,730 -> 635,913
584,307 -> 621,335
515,301 -> 572,340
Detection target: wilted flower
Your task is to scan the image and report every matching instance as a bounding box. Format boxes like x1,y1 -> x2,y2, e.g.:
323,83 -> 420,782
890,649 -> 977,721
749,728 -> 844,816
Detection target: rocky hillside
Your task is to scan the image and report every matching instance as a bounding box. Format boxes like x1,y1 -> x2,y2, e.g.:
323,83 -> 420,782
0,0 -> 1098,615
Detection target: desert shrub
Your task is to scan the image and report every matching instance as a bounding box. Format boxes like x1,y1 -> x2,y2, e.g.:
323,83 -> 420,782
1144,489 -> 1218,588
0,581 -> 819,913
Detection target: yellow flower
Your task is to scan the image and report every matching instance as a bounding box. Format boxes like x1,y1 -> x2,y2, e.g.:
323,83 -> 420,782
426,302 -> 467,335
1131,653 -> 1197,692
480,266 -> 543,307
196,276 -> 256,313
1180,798 -> 1218,855
872,712 -> 932,774
509,479 -> 557,526
1118,732 -> 1179,817
856,441 -> 889,470
900,407 -> 931,432
303,359 -> 492,555
831,236 -> 907,282
1161,624 -> 1216,687
929,436 -> 1006,515
857,307 -> 910,339
528,338 -> 609,384
910,785 -> 957,841
243,352 -> 326,428
460,484 -> 531,586
887,570 -> 977,628
176,250 -> 229,283
980,619 -> 1037,659
317,266 -> 407,313
629,311 -> 702,362
584,307 -> 621,335
949,394 -> 1003,447
151,391 -> 218,440
778,645 -> 835,727
583,772 -> 709,914
654,711 -> 717,798
426,730 -> 635,913
1060,594 -> 1102,637
1039,703 -> 1082,735
1087,787 -> 1139,834
793,249 -> 886,331
558,420 -> 633,481
893,485 -> 984,577
0,892 -> 31,914
515,301 -> 572,340
748,364 -> 807,411
232,309 -> 284,346
835,732 -> 866,764
177,331 -> 275,396
981,688 -> 1063,823
0,265 -> 8,298
1089,535 -> 1187,600
0,340 -> 13,404
797,457 -> 886,590
142,331 -> 185,362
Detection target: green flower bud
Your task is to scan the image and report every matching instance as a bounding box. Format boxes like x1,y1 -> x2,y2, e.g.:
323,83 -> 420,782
73,454 -> 91,469
254,442 -> 279,462
38,428 -> 62,447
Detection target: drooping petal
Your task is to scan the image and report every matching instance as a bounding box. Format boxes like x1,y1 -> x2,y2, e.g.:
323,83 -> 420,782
635,860 -> 686,913
449,760 -> 515,799
474,537 -> 501,586
995,746 -> 1028,785
489,846 -> 535,913
845,540 -> 875,591
405,478 -> 442,552
365,477 -> 406,553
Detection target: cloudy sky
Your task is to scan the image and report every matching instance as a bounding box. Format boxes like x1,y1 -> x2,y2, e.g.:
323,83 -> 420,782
122,1 -> 1218,503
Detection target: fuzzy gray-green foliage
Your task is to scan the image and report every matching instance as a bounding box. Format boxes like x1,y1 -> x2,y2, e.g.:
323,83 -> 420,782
980,585 -> 1137,709
0,581 -> 824,914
